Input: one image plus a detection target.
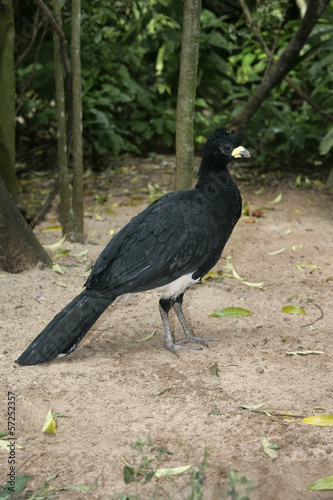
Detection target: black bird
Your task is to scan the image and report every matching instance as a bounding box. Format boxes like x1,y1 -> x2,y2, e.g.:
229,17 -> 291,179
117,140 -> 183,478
16,129 -> 250,366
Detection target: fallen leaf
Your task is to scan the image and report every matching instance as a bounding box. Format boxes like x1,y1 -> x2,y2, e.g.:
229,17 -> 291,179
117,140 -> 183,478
57,281 -> 68,288
154,465 -> 193,478
266,248 -> 285,255
242,281 -> 264,288
262,438 -> 278,460
292,208 -> 301,213
282,305 -> 306,315
268,193 -> 282,204
43,235 -> 66,249
72,249 -> 89,257
42,224 -> 62,232
254,187 -> 264,195
42,408 -> 56,434
209,362 -> 219,376
210,307 -> 252,318
242,200 -> 250,216
240,403 -> 266,410
302,415 -> 333,426
157,387 -> 172,396
307,475 -> 333,490
245,218 -> 257,224
253,209 -> 263,217
52,263 -> 64,275
135,330 -> 156,343
0,439 -> 23,449
285,351 -> 324,355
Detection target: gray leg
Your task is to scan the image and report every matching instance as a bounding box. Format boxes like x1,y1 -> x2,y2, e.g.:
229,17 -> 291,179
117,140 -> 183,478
173,294 -> 220,345
159,298 -> 202,356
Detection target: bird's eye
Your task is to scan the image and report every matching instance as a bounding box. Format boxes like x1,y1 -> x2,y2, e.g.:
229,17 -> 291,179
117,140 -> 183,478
224,144 -> 231,152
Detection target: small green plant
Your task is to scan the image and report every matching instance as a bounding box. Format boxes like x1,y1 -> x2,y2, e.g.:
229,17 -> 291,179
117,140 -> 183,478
223,469 -> 253,500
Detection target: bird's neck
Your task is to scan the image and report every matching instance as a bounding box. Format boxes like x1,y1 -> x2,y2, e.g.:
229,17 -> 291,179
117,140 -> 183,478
195,154 -> 232,190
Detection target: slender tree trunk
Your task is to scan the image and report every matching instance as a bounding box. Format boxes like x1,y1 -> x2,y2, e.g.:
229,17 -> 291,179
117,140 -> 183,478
71,0 -> 84,240
0,0 -> 20,201
0,175 -> 52,272
52,0 -> 72,233
231,0 -> 330,131
174,0 -> 201,191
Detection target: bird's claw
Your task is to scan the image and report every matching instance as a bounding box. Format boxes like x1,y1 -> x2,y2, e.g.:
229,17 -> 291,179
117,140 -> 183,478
165,342 -> 203,357
177,334 -> 220,347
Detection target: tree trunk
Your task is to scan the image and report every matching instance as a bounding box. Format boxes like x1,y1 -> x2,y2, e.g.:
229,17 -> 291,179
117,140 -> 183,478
231,0 -> 330,131
174,0 -> 201,191
0,0 -> 20,201
71,0 -> 84,241
0,175 -> 52,272
52,0 -> 72,234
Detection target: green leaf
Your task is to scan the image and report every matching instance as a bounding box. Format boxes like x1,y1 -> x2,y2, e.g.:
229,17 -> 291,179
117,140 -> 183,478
307,475 -> 333,490
0,432 -> 6,438
0,475 -> 32,498
124,464 -> 136,484
59,485 -> 92,492
210,307 -> 252,318
302,415 -> 333,427
282,305 -> 306,315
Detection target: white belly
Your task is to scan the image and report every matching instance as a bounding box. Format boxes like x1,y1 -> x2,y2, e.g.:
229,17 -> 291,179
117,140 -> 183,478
157,273 -> 199,299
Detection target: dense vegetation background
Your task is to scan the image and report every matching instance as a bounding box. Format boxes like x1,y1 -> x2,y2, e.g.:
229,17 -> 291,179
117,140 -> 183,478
15,0 -> 333,170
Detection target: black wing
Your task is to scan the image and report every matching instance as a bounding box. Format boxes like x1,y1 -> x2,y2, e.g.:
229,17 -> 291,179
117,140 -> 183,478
85,189 -> 239,295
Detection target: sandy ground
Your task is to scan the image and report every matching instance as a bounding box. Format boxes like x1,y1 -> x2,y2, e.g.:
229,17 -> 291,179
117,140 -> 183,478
1,158 -> 333,499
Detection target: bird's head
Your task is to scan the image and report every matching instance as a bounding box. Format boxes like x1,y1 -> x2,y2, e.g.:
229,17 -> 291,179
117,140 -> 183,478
203,128 -> 250,161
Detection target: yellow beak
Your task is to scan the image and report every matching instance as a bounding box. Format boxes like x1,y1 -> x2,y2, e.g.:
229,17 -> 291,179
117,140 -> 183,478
231,146 -> 251,159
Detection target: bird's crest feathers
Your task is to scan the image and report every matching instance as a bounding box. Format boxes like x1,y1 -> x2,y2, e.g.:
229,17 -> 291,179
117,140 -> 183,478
204,128 -> 243,149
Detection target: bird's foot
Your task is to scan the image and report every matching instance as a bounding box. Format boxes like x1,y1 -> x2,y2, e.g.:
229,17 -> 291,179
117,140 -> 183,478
177,333 -> 220,347
165,341 -> 202,357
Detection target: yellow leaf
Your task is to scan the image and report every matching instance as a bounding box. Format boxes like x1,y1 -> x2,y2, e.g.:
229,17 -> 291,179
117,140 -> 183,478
109,228 -> 116,236
42,408 -> 56,434
266,248 -> 285,255
57,281 -> 68,288
262,438 -> 278,460
72,249 -> 89,257
0,440 -> 22,450
282,305 -> 306,315
42,224 -> 62,232
52,263 -> 64,275
43,235 -> 66,249
292,208 -> 301,213
95,213 -> 103,221
240,402 -> 266,409
268,193 -> 282,204
242,281 -> 264,288
154,465 -> 193,477
302,415 -> 333,426
307,475 -> 333,490
232,268 -> 245,281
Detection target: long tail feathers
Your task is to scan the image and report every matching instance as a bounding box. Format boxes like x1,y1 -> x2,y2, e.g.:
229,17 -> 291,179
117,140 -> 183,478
16,290 -> 114,366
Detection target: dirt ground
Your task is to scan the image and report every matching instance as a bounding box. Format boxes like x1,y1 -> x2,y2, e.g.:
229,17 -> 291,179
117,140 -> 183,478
1,157 -> 333,499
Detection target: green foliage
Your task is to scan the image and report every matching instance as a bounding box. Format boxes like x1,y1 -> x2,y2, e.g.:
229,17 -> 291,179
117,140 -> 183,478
223,469 -> 253,500
14,0 -> 333,168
